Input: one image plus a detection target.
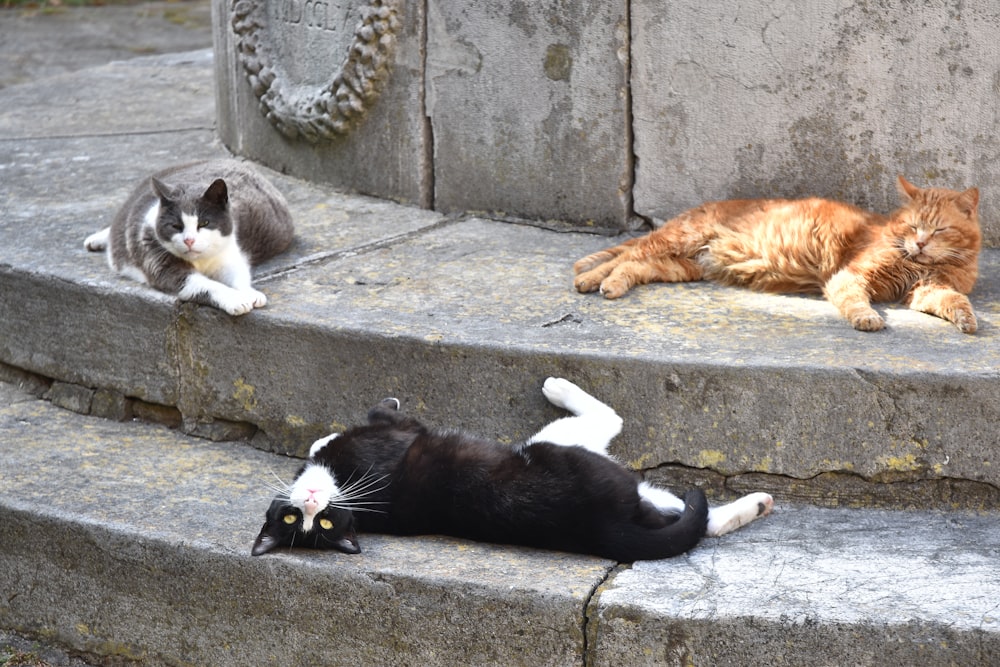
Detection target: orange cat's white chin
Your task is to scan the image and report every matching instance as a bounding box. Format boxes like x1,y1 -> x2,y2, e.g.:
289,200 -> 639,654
903,246 -> 934,263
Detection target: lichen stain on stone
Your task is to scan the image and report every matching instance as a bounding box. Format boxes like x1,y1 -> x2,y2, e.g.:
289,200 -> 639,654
876,452 -> 921,472
233,378 -> 258,412
695,449 -> 727,468
544,43 -> 572,82
627,451 -> 655,470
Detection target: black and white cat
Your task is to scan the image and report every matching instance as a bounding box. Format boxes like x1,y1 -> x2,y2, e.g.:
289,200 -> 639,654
252,378 -> 774,561
84,159 -> 294,315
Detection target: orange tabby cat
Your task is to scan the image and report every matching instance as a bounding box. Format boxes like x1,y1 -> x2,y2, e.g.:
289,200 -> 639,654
574,176 -> 981,333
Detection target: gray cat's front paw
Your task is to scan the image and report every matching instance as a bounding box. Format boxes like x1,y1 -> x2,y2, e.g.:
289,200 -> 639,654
217,288 -> 267,315
84,228 -> 110,252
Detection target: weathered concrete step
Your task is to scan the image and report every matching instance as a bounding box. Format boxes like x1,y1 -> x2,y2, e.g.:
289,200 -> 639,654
3,52 -> 1000,506
1,381 -> 998,666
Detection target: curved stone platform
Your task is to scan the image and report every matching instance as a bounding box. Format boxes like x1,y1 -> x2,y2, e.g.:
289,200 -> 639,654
2,381 -> 997,666
1,8 -> 999,664
1,44 -> 999,505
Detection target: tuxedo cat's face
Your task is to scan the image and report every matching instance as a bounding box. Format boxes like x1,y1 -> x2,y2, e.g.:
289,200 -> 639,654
252,463 -> 361,556
151,177 -> 235,262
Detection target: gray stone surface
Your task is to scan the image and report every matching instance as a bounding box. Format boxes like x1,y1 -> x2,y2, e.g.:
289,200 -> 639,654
0,0 -> 213,89
2,37 -> 1000,495
2,383 -> 998,665
2,9 -> 1000,663
0,386 -> 610,666
426,0 -> 632,227
589,504 -> 1000,665
212,0 -> 432,207
210,0 -> 1000,234
632,1 -> 1000,243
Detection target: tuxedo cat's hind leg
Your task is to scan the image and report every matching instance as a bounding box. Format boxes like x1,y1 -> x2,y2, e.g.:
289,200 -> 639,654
528,378 -> 623,456
639,482 -> 774,536
704,493 -> 774,536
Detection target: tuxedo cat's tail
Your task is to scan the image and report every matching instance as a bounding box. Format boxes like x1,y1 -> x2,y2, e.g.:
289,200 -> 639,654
610,488 -> 709,561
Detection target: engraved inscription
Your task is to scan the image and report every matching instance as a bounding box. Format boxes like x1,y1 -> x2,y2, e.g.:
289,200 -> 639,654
274,0 -> 348,32
266,0 -> 353,88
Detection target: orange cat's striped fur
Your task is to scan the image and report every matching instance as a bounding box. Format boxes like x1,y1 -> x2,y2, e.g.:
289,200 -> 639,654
574,176 -> 981,333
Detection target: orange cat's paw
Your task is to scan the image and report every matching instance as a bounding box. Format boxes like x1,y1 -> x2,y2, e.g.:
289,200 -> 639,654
574,272 -> 603,294
598,277 -> 631,299
953,310 -> 977,334
850,309 -> 885,332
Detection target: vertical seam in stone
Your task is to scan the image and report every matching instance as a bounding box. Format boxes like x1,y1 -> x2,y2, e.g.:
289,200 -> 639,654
581,562 -> 624,667
420,0 -> 435,211
621,0 -> 644,231
623,0 -> 652,230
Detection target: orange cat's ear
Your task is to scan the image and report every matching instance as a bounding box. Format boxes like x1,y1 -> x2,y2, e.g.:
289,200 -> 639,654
955,187 -> 980,218
896,175 -> 922,202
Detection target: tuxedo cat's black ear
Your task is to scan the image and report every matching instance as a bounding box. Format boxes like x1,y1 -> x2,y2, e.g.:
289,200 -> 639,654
251,524 -> 280,556
333,528 -> 361,555
203,178 -> 229,209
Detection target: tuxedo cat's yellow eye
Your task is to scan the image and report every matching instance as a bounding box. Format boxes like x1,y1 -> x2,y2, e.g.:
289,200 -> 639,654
282,514 -> 297,525
319,519 -> 334,530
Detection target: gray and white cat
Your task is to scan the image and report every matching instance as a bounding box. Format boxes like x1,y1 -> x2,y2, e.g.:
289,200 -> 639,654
85,159 -> 294,315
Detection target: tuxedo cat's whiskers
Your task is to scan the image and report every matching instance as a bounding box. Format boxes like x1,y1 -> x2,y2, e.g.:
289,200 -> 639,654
262,470 -> 293,498
329,469 -> 390,514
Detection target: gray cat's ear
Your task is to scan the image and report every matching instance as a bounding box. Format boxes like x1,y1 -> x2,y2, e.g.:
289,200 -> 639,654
333,529 -> 361,555
251,524 -> 280,556
150,177 -> 179,203
203,178 -> 229,209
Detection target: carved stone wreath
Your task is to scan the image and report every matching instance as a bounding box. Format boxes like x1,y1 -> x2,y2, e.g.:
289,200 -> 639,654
231,0 -> 403,142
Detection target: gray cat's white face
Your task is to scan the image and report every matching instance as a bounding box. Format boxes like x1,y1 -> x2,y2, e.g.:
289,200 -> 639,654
150,203 -> 229,262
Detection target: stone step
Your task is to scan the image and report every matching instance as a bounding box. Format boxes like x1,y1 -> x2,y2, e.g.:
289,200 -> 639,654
2,50 -> 1000,510
3,7 -> 999,666
1,381 -> 997,665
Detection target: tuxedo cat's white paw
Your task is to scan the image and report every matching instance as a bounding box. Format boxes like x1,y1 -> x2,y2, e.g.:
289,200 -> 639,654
706,492 -> 774,537
84,228 -> 110,252
542,377 -> 581,410
309,433 -> 339,458
542,377 -> 618,418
